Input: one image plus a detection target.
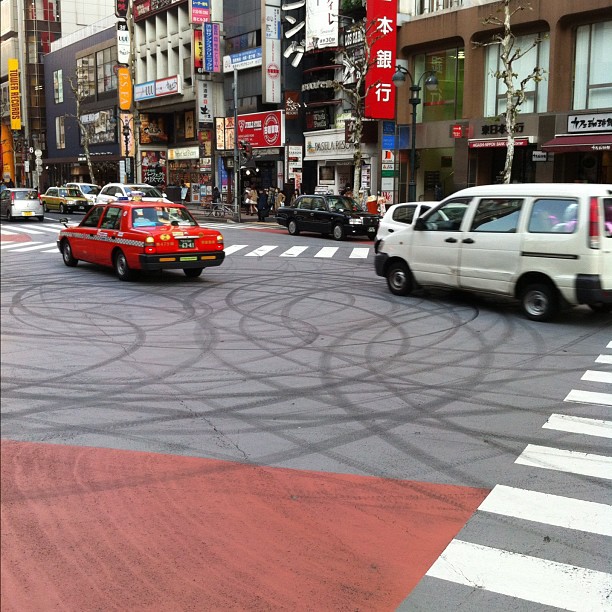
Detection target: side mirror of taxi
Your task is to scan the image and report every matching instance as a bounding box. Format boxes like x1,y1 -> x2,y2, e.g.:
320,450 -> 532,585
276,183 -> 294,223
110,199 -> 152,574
59,217 -> 69,226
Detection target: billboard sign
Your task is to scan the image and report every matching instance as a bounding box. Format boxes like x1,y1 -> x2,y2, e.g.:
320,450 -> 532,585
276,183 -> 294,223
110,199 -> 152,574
262,2 -> 281,103
237,110 -> 284,148
8,59 -> 21,130
365,0 -> 397,120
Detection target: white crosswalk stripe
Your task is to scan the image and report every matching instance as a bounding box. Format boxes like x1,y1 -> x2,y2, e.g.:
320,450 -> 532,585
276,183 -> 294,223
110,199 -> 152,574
280,246 -> 308,257
1,241 -> 44,250
543,413 -> 612,438
478,484 -> 612,536
223,244 -> 249,255
4,225 -> 46,234
315,247 -> 339,258
245,245 -> 278,257
7,242 -> 57,252
426,540 -> 611,611
417,341 -> 612,610
349,247 -> 369,259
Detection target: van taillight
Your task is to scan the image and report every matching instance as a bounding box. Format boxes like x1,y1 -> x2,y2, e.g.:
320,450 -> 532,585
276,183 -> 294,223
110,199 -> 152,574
589,197 -> 600,249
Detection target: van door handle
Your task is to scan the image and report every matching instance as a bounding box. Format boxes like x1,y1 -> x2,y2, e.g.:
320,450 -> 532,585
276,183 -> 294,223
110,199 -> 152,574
388,229 -> 394,233
462,238 -> 474,244
445,237 -> 457,243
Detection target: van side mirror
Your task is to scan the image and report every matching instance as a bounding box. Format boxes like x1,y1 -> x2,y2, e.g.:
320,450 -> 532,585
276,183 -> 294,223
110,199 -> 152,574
414,218 -> 426,230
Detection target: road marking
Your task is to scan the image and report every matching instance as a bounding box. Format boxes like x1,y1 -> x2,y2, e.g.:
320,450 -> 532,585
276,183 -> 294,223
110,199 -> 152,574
41,248 -> 59,253
582,370 -> 612,384
515,444 -> 612,480
280,246 -> 308,257
3,225 -> 45,235
245,245 -> 278,257
1,241 -> 43,250
223,244 -> 248,255
426,539 -> 612,611
315,247 -> 339,258
478,484 -> 612,536
595,354 -> 612,364
0,228 -> 20,235
7,242 -> 57,252
543,414 -> 612,439
565,389 -> 612,407
20,224 -> 63,234
607,342 -> 612,348
349,248 -> 369,259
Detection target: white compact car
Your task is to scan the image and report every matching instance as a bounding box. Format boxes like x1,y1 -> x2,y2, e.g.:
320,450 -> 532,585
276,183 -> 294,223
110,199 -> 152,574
96,183 -> 171,204
376,201 -> 437,243
374,183 -> 612,321
65,182 -> 101,205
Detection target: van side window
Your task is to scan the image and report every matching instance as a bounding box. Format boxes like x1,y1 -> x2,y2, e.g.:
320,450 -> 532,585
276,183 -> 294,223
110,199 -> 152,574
393,205 -> 418,224
470,198 -> 523,233
529,199 -> 578,234
604,199 -> 612,238
422,200 -> 470,231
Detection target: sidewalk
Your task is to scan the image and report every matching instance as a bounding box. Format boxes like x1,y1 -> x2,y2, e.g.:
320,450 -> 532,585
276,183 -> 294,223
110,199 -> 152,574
185,203 -> 278,226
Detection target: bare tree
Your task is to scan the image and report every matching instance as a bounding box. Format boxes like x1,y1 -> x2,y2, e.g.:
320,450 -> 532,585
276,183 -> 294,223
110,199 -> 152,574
66,65 -> 97,185
333,18 -> 381,196
477,0 -> 546,183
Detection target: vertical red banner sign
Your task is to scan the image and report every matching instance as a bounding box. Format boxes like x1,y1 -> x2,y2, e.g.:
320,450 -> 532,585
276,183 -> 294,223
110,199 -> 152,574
365,0 -> 397,120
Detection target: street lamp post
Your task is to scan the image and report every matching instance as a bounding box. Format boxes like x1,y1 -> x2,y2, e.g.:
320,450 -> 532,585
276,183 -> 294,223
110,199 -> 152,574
232,68 -> 241,223
392,66 -> 438,202
121,116 -> 132,183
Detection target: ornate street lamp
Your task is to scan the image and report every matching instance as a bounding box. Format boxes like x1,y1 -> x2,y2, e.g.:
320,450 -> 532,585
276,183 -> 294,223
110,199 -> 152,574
392,66 -> 438,202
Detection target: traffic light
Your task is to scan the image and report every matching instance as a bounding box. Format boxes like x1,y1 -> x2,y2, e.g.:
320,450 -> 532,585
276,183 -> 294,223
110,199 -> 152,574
239,140 -> 253,160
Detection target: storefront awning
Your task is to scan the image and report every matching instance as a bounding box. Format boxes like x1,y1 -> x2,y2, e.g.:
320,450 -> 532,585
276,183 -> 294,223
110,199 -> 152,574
541,133 -> 612,153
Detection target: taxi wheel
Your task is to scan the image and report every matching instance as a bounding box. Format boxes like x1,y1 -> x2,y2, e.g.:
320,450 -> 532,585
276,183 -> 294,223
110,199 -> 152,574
114,250 -> 135,281
59,204 -> 66,214
332,224 -> 346,241
287,219 -> 300,235
184,268 -> 203,278
43,202 -> 48,212
61,240 -> 78,267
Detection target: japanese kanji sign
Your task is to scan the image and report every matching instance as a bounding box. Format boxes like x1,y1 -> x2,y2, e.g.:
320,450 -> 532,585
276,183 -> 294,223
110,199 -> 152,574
365,0 -> 397,120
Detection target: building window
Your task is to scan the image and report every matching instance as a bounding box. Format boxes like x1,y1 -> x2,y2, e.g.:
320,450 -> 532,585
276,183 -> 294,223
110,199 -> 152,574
484,33 -> 549,117
53,69 -> 63,103
573,21 -> 612,110
96,47 -> 118,94
76,56 -> 96,98
415,47 -> 464,122
56,116 -> 65,149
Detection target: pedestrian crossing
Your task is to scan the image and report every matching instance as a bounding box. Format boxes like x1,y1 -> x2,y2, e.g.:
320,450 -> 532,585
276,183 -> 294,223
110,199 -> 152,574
1,223 -> 374,259
416,341 -> 612,611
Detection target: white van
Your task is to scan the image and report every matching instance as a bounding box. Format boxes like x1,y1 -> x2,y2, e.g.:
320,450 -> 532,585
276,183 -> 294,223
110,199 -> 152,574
374,183 -> 612,321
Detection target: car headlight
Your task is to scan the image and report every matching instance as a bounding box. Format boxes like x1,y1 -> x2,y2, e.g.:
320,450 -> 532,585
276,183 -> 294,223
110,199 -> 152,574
349,218 -> 363,225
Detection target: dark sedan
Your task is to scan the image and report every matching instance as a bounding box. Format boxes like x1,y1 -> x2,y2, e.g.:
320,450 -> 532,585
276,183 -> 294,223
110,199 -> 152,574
275,194 -> 379,240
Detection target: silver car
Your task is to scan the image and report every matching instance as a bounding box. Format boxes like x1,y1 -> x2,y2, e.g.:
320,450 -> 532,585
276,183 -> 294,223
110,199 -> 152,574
0,188 -> 45,222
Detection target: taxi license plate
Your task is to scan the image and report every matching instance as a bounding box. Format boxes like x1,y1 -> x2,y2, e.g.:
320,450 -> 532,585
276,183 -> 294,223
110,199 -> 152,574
23,211 -> 34,216
367,226 -> 376,233
179,239 -> 195,249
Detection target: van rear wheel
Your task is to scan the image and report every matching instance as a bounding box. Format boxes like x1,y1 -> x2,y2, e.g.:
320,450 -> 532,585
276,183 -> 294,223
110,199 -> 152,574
386,261 -> 413,296
520,283 -> 558,322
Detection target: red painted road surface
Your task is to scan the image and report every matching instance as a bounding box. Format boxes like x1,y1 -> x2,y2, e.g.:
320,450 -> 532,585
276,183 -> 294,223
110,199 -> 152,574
1,440 -> 488,610
0,233 -> 30,243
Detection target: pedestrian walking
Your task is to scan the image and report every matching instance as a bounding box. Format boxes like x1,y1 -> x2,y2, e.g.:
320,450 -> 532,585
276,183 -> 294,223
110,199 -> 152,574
257,188 -> 268,221
275,189 -> 286,209
180,181 -> 188,204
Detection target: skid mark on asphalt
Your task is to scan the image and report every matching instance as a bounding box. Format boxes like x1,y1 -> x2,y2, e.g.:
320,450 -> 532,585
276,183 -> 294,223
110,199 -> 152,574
1,440 -> 487,611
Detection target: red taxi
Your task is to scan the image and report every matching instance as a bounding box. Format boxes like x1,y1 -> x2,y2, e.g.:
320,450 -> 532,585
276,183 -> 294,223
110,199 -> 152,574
57,199 -> 225,280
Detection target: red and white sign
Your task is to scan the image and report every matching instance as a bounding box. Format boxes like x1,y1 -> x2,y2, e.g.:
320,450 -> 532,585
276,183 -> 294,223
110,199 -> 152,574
237,110 -> 285,148
365,0 -> 397,120
468,138 -> 530,148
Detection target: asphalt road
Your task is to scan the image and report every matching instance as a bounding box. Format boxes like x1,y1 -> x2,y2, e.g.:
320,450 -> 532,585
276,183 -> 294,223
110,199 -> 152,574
1,215 -> 611,611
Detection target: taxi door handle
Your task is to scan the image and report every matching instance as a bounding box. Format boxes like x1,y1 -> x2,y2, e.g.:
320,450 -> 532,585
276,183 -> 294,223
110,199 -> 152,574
445,237 -> 457,243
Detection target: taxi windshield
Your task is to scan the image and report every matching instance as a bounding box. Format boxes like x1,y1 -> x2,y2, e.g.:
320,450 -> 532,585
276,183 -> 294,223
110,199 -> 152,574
61,189 -> 82,197
131,206 -> 196,227
327,196 -> 360,212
